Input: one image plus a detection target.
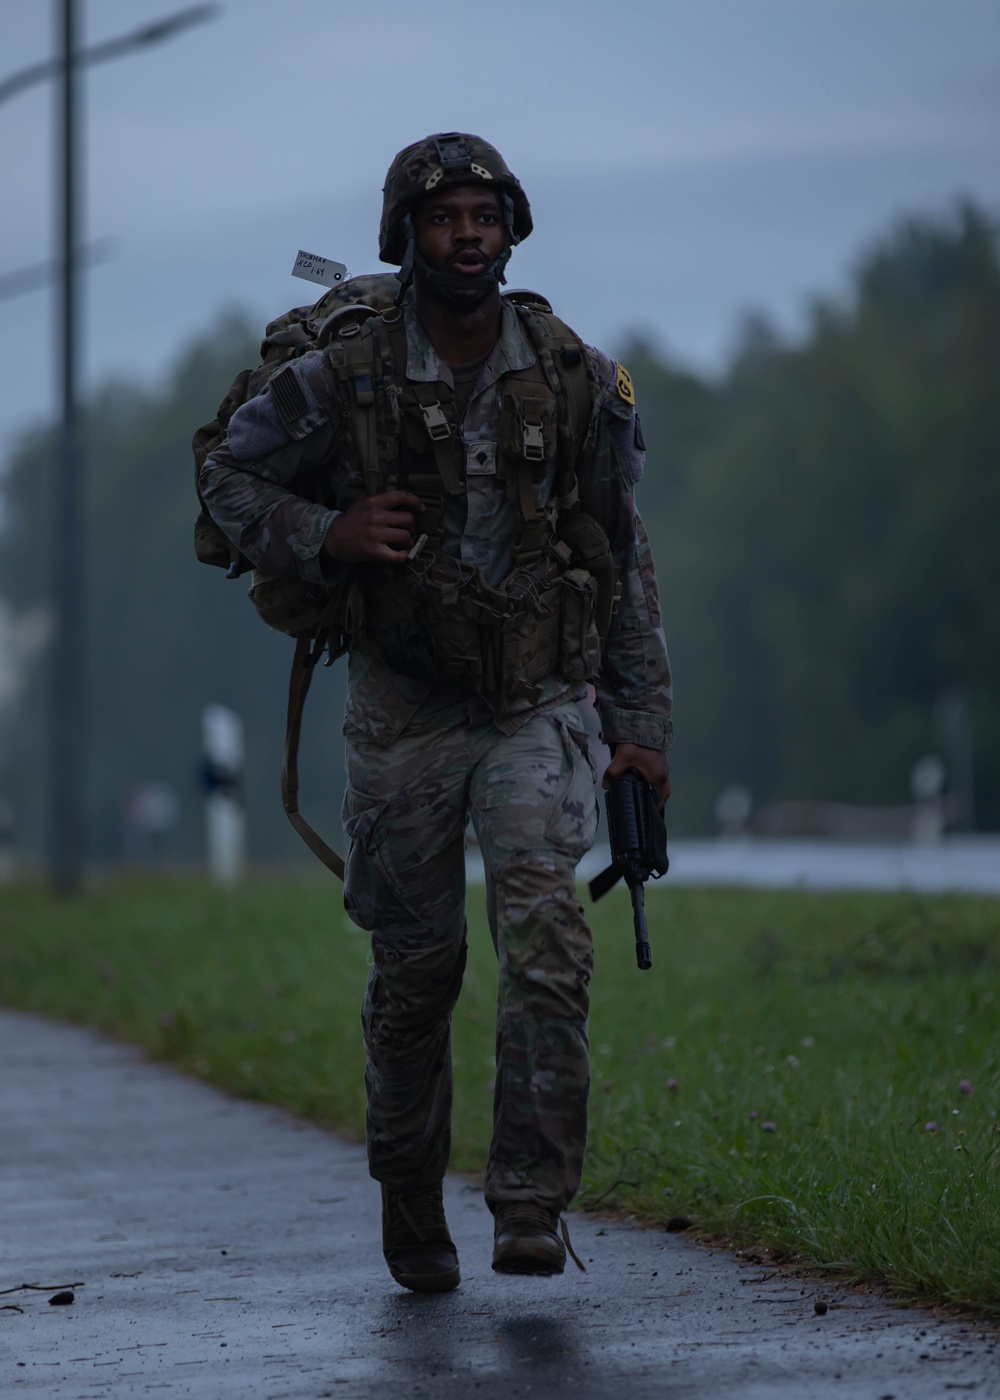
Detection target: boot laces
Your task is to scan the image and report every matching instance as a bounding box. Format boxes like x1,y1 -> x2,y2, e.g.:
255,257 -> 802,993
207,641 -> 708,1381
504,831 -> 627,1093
497,1202 -> 557,1233
394,1188 -> 447,1244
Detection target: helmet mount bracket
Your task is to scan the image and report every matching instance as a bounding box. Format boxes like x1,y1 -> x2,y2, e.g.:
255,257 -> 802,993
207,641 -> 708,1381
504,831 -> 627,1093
434,133 -> 473,170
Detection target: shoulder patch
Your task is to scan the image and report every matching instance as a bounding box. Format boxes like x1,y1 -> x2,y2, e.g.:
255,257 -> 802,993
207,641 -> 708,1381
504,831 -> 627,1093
615,362 -> 636,407
270,364 -> 309,426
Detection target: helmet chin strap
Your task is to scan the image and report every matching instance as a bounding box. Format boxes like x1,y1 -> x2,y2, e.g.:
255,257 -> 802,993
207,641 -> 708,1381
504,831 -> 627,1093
394,210 -> 513,308
413,246 -> 511,310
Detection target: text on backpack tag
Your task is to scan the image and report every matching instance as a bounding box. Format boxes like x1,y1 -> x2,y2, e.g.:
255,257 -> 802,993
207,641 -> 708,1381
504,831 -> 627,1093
292,250 -> 349,287
615,363 -> 636,407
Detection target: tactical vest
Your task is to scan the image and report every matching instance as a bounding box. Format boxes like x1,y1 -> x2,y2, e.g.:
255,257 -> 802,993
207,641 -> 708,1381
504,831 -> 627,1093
298,293 -> 619,705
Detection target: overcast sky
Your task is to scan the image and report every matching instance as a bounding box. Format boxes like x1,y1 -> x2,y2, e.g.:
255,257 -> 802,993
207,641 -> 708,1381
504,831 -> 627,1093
1,0 -> 998,459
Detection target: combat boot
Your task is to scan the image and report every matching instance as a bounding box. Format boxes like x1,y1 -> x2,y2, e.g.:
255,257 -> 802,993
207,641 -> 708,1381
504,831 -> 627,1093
492,1203 -> 572,1276
381,1184 -> 460,1293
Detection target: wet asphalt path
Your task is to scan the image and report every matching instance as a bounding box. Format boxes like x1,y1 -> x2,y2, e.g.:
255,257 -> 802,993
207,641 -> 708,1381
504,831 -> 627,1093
2,1010 -> 997,1399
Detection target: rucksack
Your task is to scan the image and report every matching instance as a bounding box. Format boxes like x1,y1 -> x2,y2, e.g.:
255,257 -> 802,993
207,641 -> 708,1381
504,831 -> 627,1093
193,274 -> 402,878
193,273 -> 402,588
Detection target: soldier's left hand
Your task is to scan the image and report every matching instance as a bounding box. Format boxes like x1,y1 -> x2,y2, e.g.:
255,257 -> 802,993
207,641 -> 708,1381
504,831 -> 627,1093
602,743 -> 671,812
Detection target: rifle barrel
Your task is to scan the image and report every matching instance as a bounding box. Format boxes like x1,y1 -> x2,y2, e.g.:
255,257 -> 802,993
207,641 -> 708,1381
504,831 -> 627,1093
630,881 -> 652,970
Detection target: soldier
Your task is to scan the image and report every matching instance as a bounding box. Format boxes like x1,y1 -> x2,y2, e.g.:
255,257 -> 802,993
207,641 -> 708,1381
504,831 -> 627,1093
199,133 -> 672,1292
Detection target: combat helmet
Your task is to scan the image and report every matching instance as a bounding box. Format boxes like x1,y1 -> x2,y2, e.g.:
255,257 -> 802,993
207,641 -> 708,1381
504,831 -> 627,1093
380,133 -> 532,301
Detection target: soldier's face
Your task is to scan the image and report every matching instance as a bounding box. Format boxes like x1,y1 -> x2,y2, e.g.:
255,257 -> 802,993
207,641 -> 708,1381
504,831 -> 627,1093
413,185 -> 505,276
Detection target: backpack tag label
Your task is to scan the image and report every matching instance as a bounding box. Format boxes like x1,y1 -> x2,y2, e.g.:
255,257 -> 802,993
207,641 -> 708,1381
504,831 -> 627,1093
292,250 -> 348,287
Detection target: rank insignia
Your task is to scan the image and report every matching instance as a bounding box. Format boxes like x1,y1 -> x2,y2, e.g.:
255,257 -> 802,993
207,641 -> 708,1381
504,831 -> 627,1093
615,362 -> 636,406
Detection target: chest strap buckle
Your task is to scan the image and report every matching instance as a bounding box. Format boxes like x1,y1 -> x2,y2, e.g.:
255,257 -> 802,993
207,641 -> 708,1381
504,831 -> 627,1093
420,401 -> 451,441
523,421 -> 545,462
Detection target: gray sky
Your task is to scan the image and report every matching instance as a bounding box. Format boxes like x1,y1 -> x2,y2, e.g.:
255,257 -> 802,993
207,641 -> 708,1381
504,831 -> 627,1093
1,0 -> 998,458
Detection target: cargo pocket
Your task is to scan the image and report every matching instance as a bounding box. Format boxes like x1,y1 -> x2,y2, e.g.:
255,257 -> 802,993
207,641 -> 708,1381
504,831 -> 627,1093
342,786 -> 430,931
341,794 -> 385,931
342,782 -> 466,932
543,714 -> 599,862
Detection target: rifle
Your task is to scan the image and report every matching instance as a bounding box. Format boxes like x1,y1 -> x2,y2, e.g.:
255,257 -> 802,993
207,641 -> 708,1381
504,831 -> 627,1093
588,769 -> 668,970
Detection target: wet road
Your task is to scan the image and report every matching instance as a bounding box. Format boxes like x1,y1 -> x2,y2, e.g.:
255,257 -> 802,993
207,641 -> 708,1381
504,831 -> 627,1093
2,1011 -> 997,1398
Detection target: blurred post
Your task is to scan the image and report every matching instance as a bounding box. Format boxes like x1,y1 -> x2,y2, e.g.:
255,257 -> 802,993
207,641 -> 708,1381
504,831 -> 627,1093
50,0 -> 85,895
910,754 -> 946,845
935,688 -> 975,832
0,798 -> 14,884
200,704 -> 246,884
715,784 -> 752,839
122,781 -> 180,862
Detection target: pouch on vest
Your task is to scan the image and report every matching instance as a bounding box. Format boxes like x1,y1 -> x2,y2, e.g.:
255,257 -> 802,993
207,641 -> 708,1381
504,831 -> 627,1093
499,585 -> 562,702
498,392 -> 557,510
496,553 -> 566,702
360,552 -> 492,692
559,567 -> 602,681
557,510 -> 620,643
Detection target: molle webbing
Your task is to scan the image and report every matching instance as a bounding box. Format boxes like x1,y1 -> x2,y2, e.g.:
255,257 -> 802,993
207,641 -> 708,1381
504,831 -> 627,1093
375,312 -> 468,505
333,317 -> 393,498
515,304 -> 592,511
340,304 -> 593,564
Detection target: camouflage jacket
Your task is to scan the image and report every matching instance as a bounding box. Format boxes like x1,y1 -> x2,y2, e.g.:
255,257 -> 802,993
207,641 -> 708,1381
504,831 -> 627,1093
200,294 -> 673,751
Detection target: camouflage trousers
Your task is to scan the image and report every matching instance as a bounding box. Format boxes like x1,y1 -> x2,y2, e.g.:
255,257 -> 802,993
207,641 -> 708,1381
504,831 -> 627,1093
341,698 -> 599,1214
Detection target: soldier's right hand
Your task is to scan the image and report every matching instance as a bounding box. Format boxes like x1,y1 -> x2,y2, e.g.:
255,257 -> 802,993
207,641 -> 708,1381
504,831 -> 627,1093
322,491 -> 424,564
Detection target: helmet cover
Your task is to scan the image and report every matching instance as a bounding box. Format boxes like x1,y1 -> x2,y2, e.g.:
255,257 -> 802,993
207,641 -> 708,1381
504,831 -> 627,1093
379,132 -> 532,266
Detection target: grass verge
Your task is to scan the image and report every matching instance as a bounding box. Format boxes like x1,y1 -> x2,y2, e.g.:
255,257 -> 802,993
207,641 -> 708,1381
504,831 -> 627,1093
1,876 -> 998,1314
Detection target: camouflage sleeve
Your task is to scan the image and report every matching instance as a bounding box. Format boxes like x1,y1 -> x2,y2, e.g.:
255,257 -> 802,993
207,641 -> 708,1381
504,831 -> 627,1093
580,349 -> 674,752
198,350 -> 353,584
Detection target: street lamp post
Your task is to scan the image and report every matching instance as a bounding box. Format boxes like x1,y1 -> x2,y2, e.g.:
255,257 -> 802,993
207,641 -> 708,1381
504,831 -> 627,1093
50,0 -> 84,893
0,0 -> 218,893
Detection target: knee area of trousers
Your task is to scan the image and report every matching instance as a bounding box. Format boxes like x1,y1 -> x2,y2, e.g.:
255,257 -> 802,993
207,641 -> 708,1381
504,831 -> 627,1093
493,860 -> 593,1017
492,856 -> 578,925
362,937 -> 468,1047
369,933 -> 468,998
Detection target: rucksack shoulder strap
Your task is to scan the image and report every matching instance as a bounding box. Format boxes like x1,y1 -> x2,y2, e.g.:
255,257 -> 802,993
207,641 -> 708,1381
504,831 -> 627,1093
315,302 -> 380,348
502,287 -> 554,312
323,312 -> 407,499
510,304 -> 593,501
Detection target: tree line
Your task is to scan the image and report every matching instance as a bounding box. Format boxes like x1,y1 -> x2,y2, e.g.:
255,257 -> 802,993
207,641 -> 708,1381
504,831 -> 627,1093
631,200 -> 998,831
0,201 -> 996,864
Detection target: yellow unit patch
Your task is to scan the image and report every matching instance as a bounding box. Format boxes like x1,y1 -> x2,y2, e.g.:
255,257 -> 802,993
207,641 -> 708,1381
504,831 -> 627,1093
615,363 -> 636,406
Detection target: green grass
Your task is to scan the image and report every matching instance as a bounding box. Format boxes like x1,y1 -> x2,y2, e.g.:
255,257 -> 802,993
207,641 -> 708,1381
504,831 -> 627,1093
1,876 -> 998,1313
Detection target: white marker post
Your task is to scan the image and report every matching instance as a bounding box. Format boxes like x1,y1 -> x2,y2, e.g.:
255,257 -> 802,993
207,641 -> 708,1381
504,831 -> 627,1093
201,704 -> 246,885
910,754 -> 946,846
714,784 -> 753,839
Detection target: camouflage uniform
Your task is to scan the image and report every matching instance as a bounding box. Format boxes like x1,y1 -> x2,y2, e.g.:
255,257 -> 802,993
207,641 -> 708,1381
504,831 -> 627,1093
200,291 -> 672,1213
